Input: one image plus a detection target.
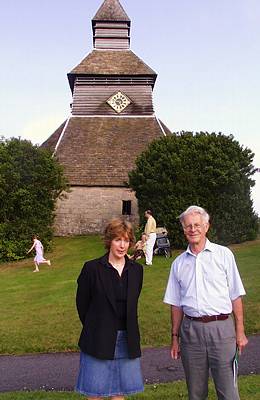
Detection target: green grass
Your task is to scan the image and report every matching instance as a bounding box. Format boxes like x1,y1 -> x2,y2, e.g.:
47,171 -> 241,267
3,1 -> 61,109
0,376 -> 259,399
0,237 -> 260,354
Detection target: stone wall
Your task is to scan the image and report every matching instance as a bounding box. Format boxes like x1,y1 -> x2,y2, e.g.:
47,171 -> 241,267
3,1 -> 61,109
54,186 -> 139,236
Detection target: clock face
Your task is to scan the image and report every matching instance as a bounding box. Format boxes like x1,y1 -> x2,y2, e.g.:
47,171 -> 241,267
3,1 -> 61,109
107,91 -> 131,113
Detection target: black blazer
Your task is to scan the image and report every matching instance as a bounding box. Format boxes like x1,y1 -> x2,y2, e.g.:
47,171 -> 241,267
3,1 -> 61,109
76,253 -> 143,360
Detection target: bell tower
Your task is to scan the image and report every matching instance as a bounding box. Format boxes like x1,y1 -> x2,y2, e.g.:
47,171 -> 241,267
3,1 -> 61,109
42,0 -> 170,235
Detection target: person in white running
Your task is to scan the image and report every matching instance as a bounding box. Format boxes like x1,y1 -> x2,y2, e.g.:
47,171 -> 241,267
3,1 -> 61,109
144,210 -> 156,266
27,235 -> 51,272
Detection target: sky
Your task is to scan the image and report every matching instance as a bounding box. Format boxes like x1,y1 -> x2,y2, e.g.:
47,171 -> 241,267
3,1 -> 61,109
1,0 -> 260,214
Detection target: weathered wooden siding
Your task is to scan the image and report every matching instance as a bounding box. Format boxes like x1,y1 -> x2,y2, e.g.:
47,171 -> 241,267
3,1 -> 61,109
71,78 -> 154,115
93,22 -> 130,49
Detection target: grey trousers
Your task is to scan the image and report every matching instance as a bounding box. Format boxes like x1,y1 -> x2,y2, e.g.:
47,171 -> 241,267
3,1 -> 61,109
180,316 -> 240,400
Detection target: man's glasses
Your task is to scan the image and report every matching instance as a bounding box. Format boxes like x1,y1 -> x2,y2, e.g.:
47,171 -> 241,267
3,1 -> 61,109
183,223 -> 205,232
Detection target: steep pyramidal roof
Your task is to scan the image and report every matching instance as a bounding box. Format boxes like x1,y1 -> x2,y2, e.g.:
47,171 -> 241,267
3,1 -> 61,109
42,117 -> 169,186
68,50 -> 157,90
93,0 -> 130,22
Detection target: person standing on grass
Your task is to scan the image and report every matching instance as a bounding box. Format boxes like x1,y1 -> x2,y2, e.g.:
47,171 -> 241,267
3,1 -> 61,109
144,209 -> 156,266
27,235 -> 51,272
75,218 -> 144,400
164,205 -> 248,400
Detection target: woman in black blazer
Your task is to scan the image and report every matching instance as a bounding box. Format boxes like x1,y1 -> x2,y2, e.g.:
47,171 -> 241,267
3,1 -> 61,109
75,218 -> 144,400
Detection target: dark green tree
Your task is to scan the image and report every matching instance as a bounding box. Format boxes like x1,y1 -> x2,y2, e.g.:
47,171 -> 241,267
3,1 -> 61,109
129,132 -> 258,247
0,137 -> 69,261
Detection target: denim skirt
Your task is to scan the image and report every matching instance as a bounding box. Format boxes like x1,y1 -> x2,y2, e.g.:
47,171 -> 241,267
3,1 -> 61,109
75,330 -> 144,397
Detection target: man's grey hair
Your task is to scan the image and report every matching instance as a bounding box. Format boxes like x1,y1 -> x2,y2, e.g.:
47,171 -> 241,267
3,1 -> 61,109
179,205 -> 210,225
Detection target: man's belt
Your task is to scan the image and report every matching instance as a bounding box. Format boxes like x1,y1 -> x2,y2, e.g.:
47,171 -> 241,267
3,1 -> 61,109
185,314 -> 230,323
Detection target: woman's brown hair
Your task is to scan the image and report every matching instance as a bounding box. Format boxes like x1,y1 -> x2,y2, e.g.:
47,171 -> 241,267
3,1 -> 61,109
103,218 -> 135,250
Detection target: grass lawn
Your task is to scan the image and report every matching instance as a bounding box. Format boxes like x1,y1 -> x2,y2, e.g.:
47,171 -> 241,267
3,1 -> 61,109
0,376 -> 259,399
0,237 -> 260,354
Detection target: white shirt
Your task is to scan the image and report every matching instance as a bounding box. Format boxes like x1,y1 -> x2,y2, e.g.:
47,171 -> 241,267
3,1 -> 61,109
163,239 -> 246,317
35,239 -> 43,254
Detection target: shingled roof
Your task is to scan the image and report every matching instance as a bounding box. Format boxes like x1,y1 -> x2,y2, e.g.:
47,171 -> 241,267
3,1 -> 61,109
69,50 -> 156,75
93,0 -> 130,22
68,50 -> 157,91
41,121 -> 66,152
47,116 -> 168,186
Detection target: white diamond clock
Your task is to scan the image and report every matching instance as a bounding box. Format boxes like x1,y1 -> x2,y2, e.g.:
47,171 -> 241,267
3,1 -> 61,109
107,91 -> 131,113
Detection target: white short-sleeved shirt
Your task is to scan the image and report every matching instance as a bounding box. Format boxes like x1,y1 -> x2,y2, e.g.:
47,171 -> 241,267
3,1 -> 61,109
163,239 -> 246,317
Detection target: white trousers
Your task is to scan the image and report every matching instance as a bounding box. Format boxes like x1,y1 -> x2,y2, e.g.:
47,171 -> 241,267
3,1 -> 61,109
145,232 -> 156,265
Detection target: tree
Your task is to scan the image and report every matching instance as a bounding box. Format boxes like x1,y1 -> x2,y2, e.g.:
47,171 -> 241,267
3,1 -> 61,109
129,132 -> 258,247
0,137 -> 69,261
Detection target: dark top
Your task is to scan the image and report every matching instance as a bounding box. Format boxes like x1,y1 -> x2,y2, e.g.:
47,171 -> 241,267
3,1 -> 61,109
76,253 -> 143,360
107,261 -> 128,330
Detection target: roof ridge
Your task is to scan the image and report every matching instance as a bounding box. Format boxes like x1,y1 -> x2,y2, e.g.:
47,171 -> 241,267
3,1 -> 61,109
92,0 -> 130,22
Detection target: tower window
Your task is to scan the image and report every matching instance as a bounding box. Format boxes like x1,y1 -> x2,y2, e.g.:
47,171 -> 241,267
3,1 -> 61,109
122,200 -> 131,215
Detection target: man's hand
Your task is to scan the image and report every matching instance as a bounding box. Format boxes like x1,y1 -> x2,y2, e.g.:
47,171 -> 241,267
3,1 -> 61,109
170,305 -> 183,359
232,296 -> 248,355
236,331 -> 248,355
170,336 -> 180,360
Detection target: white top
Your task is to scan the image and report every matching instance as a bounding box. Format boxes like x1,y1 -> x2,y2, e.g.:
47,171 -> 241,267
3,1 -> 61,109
163,239 -> 246,317
35,239 -> 43,254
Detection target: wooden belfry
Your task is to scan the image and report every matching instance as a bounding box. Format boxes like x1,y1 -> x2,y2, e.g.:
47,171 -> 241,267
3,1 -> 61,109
42,0 -> 170,235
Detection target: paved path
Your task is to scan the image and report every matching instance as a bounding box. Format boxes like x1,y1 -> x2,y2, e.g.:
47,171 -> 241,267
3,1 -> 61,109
0,335 -> 259,392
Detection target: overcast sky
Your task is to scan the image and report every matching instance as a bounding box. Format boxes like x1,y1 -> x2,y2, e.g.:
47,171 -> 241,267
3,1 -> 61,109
1,0 -> 260,214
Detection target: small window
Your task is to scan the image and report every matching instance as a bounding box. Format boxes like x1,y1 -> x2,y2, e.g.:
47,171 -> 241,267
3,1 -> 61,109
122,200 -> 132,215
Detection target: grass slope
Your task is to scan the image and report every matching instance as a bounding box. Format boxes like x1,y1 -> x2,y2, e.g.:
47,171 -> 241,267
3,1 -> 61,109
0,376 -> 259,399
0,237 -> 260,354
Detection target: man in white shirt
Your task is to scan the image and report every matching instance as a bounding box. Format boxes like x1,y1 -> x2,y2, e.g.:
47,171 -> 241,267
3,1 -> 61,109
144,210 -> 156,266
164,205 -> 248,400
